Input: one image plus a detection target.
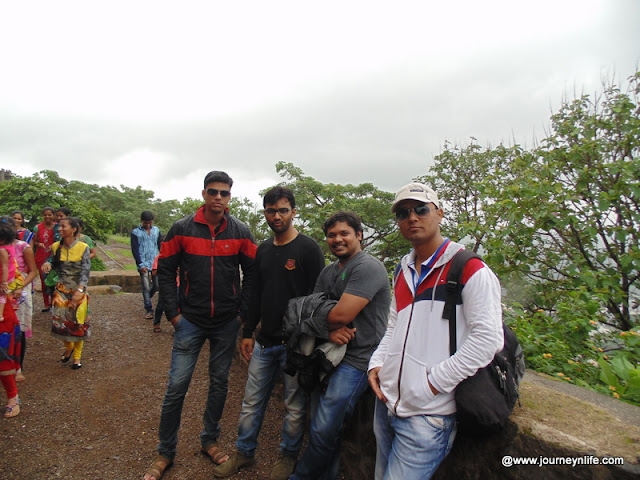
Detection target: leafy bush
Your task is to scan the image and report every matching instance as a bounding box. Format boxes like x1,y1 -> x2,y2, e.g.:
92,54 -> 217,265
91,256 -> 106,271
505,288 -> 640,406
594,331 -> 640,404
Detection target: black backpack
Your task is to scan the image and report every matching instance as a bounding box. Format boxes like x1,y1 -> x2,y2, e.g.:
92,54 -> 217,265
443,249 -> 525,435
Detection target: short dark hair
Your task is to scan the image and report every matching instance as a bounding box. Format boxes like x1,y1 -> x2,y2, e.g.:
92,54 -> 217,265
42,206 -> 56,215
0,215 -> 16,244
204,171 -> 233,189
322,211 -> 363,236
140,211 -> 155,221
10,210 -> 25,227
56,207 -> 72,216
263,186 -> 296,209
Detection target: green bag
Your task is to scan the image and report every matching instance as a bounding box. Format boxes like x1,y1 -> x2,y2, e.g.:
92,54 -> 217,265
44,270 -> 58,287
44,246 -> 61,287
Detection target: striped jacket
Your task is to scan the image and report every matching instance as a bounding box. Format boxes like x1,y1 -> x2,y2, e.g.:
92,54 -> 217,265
158,206 -> 257,330
369,240 -> 503,417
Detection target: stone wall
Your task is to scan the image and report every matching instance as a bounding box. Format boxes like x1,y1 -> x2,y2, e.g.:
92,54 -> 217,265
88,270 -> 141,293
339,385 -> 640,480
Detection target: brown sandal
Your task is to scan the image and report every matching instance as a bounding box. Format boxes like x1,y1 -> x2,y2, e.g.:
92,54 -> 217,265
144,455 -> 173,480
201,442 -> 229,465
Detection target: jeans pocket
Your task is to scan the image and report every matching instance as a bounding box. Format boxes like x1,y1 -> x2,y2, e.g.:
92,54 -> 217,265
424,415 -> 445,430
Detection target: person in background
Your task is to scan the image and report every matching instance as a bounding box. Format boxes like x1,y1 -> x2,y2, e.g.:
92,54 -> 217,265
11,220 -> 38,383
55,208 -> 71,244
33,207 -> 58,312
11,210 -> 34,246
0,216 -> 22,418
76,218 -> 97,259
368,183 -> 503,480
42,217 -> 91,370
143,170 -> 257,480
55,207 -> 71,223
213,186 -> 325,479
131,211 -> 162,320
150,254 -> 165,334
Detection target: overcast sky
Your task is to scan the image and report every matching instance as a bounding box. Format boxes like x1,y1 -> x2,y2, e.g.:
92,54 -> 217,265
1,0 -> 639,205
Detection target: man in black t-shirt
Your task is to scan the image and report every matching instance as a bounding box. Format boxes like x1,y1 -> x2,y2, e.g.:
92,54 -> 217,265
214,187 -> 325,480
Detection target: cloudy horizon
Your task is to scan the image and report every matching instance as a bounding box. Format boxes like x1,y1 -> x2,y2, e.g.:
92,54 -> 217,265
1,0 -> 638,204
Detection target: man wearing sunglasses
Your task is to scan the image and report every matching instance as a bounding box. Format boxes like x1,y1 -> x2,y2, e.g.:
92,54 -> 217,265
144,171 -> 257,480
214,186 -> 325,479
368,183 -> 503,480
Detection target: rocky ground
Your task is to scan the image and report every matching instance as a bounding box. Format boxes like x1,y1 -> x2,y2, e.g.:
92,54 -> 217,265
0,291 -> 293,480
0,241 -> 290,480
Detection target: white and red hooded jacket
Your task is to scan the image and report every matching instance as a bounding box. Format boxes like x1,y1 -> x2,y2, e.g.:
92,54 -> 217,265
368,239 -> 504,417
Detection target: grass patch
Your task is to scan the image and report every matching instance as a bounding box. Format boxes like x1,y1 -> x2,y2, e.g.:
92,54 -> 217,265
108,234 -> 131,245
91,257 -> 107,271
124,265 -> 138,270
116,249 -> 134,258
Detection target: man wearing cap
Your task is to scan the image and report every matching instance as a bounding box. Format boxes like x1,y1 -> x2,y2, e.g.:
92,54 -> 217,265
368,183 -> 503,479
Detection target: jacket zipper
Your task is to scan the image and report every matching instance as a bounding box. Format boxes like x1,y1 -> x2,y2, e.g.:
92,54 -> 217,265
393,298 -> 416,415
210,236 -> 215,317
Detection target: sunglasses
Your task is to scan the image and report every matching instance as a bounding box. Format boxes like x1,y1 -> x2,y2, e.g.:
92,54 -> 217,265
395,204 -> 431,221
264,208 -> 291,216
206,188 -> 231,197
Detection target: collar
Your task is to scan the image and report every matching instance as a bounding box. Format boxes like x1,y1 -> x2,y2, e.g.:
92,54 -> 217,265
195,205 -> 228,234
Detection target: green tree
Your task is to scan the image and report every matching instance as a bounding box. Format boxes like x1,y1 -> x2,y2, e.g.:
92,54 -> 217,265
228,196 -> 271,244
417,141 -> 522,253
421,73 -> 639,332
272,162 -> 399,269
418,72 -> 640,403
178,197 -> 202,218
92,184 -> 157,235
0,170 -> 114,242
491,73 -> 640,331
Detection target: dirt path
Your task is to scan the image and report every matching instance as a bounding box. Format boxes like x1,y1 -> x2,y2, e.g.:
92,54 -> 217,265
0,292 -> 287,480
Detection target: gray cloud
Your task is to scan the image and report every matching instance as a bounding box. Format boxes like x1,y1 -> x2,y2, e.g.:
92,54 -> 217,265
1,2 -> 639,203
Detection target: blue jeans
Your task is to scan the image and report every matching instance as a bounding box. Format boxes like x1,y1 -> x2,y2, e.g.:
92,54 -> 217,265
373,398 -> 457,480
236,342 -> 307,458
157,315 -> 241,461
140,271 -> 158,312
290,363 -> 369,480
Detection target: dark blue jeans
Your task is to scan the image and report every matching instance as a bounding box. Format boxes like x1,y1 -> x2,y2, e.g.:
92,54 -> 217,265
290,363 -> 369,480
157,315 -> 241,460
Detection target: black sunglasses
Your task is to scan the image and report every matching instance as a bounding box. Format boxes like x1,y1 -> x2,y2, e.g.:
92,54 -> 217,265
206,188 -> 231,197
395,204 -> 431,221
264,208 -> 291,216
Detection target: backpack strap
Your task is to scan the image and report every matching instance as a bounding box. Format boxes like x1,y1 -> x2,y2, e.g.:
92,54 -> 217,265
443,249 -> 481,356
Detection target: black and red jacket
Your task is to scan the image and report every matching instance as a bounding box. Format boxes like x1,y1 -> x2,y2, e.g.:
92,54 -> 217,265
158,206 -> 257,330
